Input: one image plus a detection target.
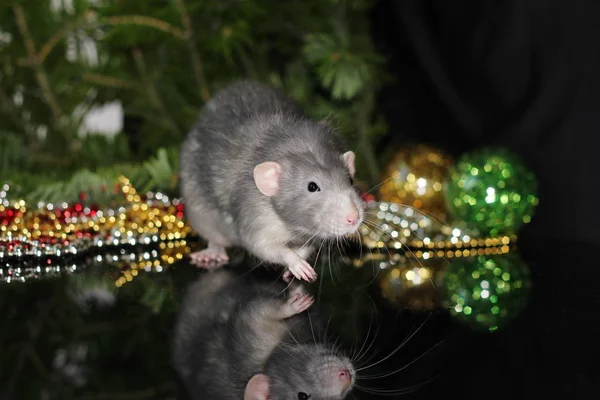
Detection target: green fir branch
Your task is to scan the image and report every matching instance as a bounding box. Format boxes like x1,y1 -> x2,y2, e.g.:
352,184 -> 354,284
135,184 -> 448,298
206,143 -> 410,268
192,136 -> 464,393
2,147 -> 179,205
356,90 -> 381,185
0,83 -> 32,139
173,0 -> 211,102
12,4 -> 65,133
131,48 -> 181,136
17,12 -> 186,67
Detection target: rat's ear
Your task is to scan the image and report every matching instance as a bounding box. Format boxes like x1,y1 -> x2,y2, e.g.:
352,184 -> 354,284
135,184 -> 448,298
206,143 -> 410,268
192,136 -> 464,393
342,151 -> 356,178
254,162 -> 282,197
244,374 -> 270,400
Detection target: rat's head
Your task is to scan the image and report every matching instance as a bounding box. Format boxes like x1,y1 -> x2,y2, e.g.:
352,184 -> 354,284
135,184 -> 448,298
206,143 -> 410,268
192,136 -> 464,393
244,343 -> 355,400
253,149 -> 364,239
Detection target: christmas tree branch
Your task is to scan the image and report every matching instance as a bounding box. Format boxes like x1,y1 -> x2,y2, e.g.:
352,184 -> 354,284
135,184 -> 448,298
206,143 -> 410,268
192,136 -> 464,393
0,82 -> 31,137
131,48 -> 180,135
103,15 -> 185,39
12,4 -> 64,123
173,0 -> 211,102
237,46 -> 259,79
82,72 -> 141,90
357,90 -> 380,186
37,10 -> 94,64
18,13 -> 185,67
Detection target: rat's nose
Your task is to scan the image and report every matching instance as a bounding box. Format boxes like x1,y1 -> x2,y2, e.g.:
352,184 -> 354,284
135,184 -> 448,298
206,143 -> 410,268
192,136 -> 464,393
345,207 -> 359,225
338,369 -> 352,383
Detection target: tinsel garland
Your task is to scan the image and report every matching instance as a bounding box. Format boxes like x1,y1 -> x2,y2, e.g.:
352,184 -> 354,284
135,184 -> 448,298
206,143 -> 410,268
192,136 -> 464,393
357,201 -> 517,258
1,176 -> 190,284
2,143 -> 538,296
2,186 -> 519,285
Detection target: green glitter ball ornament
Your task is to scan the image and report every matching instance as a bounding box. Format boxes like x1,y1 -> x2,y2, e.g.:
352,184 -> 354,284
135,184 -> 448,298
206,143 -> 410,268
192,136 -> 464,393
442,253 -> 531,332
445,147 -> 539,236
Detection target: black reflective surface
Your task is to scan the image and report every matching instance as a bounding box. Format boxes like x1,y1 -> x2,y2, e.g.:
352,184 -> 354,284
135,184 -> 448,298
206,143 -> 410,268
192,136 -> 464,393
1,230 -> 595,400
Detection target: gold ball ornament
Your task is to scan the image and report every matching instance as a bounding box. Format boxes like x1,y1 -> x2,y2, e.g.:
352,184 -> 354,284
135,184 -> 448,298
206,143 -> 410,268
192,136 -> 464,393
378,144 -> 453,221
375,255 -> 445,311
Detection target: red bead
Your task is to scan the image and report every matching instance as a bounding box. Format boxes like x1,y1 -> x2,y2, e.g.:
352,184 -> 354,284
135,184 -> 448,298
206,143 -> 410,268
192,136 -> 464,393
360,192 -> 377,203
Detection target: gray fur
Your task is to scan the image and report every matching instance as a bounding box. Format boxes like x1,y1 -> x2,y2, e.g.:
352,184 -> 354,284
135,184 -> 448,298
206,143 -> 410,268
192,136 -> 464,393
172,269 -> 354,400
179,80 -> 364,273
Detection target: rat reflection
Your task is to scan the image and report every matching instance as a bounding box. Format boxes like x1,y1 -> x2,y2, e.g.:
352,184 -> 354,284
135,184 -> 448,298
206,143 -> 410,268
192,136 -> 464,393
172,268 -> 355,400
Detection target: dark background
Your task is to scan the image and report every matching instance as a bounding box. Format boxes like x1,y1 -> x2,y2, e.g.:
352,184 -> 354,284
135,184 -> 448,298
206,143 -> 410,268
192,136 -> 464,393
367,0 -> 599,398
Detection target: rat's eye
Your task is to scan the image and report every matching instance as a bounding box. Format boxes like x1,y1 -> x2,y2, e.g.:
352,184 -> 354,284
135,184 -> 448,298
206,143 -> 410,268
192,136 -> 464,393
307,182 -> 320,192
349,176 -> 354,186
297,393 -> 311,400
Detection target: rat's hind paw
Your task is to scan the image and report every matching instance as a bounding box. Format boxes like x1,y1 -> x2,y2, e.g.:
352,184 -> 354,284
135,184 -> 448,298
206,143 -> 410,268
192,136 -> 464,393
287,259 -> 317,282
189,247 -> 229,269
281,293 -> 314,318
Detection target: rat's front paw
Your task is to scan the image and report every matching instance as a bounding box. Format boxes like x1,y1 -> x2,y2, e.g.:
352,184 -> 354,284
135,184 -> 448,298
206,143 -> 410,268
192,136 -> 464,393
281,292 -> 314,318
287,259 -> 317,282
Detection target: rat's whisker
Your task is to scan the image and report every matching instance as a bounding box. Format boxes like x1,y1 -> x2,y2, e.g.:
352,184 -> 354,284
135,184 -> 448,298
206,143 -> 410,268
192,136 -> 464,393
335,236 -> 343,259
238,257 -> 269,279
328,214 -> 343,283
362,214 -> 452,289
323,312 -> 334,344
307,308 -> 317,346
360,219 -> 401,248
364,201 -> 452,231
353,374 -> 440,396
351,306 -> 381,366
353,330 -> 383,371
315,239 -> 327,304
355,313 -> 432,372
360,220 -> 400,259
360,218 -> 436,275
327,242 -> 335,285
364,213 -> 452,273
363,175 -> 398,196
353,230 -> 387,288
358,340 -> 444,380
356,229 -> 364,265
354,315 -> 426,372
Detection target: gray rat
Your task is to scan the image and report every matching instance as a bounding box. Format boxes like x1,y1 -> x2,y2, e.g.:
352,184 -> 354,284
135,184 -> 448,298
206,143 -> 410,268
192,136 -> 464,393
172,269 -> 355,400
179,81 -> 365,282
